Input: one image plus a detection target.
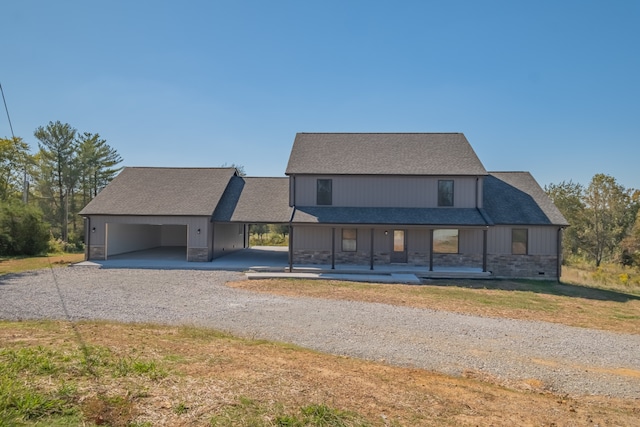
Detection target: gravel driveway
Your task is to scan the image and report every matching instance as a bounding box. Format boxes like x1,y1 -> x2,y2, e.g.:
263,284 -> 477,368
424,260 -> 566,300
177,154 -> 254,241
1,267 -> 639,398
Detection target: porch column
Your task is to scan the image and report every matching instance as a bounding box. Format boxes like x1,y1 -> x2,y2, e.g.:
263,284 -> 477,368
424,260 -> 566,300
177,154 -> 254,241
288,224 -> 293,272
482,228 -> 488,272
370,228 -> 374,270
331,227 -> 336,270
429,229 -> 434,271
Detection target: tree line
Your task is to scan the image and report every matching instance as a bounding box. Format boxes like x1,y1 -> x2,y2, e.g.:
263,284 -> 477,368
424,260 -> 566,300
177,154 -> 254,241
545,174 -> 640,267
0,121 -> 122,255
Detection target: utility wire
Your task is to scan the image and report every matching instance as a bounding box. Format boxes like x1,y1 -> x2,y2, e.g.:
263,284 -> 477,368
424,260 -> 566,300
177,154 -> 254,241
1,82 -> 29,203
0,82 -> 16,139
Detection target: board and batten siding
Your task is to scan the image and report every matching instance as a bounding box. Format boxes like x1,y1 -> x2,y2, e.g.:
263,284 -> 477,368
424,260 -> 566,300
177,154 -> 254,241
86,215 -> 210,249
293,176 -> 482,208
293,226 -> 483,254
212,223 -> 245,258
487,226 -> 558,255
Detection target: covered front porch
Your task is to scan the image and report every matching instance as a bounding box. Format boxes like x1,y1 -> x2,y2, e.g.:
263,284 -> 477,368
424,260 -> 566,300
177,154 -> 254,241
288,224 -> 491,274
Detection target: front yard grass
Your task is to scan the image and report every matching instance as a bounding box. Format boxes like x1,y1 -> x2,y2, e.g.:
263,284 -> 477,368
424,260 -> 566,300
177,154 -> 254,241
1,320 -> 638,426
0,253 -> 85,276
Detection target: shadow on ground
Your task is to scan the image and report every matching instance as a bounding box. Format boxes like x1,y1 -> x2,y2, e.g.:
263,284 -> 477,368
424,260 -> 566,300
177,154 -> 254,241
426,279 -> 640,303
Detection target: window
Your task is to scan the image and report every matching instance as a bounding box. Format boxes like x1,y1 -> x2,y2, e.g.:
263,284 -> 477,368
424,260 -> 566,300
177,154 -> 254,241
512,229 -> 528,254
342,228 -> 357,252
317,179 -> 332,205
438,180 -> 454,207
433,229 -> 458,253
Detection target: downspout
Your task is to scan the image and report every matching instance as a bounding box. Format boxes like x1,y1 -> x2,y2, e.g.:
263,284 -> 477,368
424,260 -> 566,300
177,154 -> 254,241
429,229 -> 434,272
557,227 -> 564,282
331,227 -> 336,270
370,228 -> 374,270
288,207 -> 295,272
85,216 -> 90,261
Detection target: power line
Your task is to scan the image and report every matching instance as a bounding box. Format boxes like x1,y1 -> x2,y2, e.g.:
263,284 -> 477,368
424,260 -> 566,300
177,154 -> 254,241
0,82 -> 16,139
0,82 -> 29,203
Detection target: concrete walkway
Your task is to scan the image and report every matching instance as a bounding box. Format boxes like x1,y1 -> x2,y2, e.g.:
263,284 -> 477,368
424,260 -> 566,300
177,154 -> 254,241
74,245 -> 489,283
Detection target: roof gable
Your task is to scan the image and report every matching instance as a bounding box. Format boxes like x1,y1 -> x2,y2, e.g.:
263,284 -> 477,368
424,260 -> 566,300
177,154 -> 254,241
483,172 -> 569,226
213,176 -> 293,223
79,167 -> 237,216
285,133 -> 487,176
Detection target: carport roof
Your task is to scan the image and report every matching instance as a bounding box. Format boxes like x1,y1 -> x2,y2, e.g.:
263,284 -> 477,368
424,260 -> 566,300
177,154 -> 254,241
79,167 -> 238,216
213,176 -> 293,223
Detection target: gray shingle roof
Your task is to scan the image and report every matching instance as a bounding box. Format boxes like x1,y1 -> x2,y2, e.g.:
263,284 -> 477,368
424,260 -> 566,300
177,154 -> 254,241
483,172 -> 569,226
79,167 -> 237,216
213,176 -> 293,223
292,206 -> 491,226
285,133 -> 488,176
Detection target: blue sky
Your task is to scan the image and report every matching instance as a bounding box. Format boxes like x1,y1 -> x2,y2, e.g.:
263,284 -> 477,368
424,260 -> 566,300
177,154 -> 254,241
2,1 -> 639,189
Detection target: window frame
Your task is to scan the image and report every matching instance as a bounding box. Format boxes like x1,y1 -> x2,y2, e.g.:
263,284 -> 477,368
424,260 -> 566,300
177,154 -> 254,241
341,228 -> 357,252
512,228 -> 528,255
438,180 -> 454,207
433,229 -> 459,254
316,179 -> 332,205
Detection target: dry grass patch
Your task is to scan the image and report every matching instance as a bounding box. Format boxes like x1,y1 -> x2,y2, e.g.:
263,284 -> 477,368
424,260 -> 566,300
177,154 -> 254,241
228,278 -> 640,334
0,253 -> 85,275
1,320 -> 638,426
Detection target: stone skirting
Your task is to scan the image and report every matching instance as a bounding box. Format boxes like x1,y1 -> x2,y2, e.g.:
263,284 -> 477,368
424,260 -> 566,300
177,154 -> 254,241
187,247 -> 209,262
433,253 -> 483,268
88,246 -> 106,260
293,250 -> 332,264
487,254 -> 558,278
292,249 -> 559,278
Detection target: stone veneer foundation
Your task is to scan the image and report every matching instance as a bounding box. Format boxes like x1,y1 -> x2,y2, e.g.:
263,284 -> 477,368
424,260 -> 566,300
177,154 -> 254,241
487,254 -> 558,278
187,247 -> 210,262
293,250 -> 559,278
88,246 -> 106,260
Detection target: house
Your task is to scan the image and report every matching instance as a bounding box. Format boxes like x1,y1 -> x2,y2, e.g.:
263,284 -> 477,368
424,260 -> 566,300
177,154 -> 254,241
80,132 -> 568,278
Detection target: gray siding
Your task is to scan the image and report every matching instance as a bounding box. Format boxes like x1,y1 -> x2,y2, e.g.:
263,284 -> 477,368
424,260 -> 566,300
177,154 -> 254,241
459,229 -> 483,254
294,176 -> 479,208
487,226 -> 558,255
293,226 -> 483,255
213,223 -> 245,258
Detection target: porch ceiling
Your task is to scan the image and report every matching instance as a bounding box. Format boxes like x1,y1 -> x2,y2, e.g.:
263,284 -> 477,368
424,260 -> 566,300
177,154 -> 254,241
291,206 -> 492,226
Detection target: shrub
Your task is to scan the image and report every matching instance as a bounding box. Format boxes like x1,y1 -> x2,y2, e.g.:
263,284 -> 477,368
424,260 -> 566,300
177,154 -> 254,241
0,202 -> 50,256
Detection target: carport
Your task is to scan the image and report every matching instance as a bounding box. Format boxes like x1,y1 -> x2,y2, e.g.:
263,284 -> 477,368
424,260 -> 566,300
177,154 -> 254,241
106,223 -> 187,259
80,169 -> 292,264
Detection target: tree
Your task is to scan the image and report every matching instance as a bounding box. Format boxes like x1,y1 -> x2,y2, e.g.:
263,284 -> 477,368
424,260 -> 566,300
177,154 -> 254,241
544,180 -> 584,258
0,136 -> 31,201
270,223 -> 289,240
250,223 -> 268,243
580,174 -> 633,266
34,121 -> 77,242
77,132 -> 123,205
0,201 -> 49,256
221,163 -> 246,177
621,209 -> 640,266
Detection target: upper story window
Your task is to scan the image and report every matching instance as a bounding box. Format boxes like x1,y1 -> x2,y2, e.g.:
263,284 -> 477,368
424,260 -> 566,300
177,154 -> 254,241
433,229 -> 458,254
438,180 -> 454,207
512,228 -> 528,255
317,179 -> 332,205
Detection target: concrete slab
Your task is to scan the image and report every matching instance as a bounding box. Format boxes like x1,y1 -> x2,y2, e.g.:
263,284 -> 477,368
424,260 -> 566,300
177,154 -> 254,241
73,245 -> 490,279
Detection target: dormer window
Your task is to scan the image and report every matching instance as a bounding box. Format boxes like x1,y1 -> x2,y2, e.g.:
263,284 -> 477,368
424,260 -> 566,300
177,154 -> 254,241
438,180 -> 454,207
317,179 -> 332,205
